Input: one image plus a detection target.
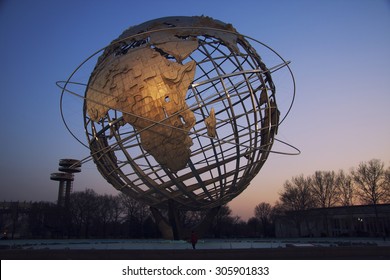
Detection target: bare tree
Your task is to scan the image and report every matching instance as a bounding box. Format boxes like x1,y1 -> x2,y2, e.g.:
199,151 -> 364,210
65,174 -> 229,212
118,193 -> 150,237
335,170 -> 354,206
310,171 -> 339,208
212,205 -> 233,238
96,194 -> 123,237
278,175 -> 314,237
384,166 -> 390,203
247,217 -> 260,237
352,159 -> 388,205
279,175 -> 315,211
180,209 -> 205,229
254,202 -> 272,237
69,189 -> 100,238
352,159 -> 389,236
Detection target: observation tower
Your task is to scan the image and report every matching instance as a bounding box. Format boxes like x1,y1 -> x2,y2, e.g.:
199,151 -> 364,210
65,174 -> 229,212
50,159 -> 81,208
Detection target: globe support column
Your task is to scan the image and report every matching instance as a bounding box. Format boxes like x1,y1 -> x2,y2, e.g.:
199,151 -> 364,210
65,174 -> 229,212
150,203 -> 221,240
168,200 -> 181,240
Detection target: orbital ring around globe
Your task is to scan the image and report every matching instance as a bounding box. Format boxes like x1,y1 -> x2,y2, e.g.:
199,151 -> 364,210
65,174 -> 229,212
57,16 -> 300,211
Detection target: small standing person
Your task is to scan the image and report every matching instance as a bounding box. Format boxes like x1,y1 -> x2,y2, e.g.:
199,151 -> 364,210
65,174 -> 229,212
190,230 -> 198,249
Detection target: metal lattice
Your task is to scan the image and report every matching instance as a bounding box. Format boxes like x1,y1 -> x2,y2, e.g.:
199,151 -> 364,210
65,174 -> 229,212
58,16 -> 297,211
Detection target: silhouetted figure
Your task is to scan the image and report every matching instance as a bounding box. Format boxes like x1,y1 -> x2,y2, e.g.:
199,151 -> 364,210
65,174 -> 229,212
190,231 -> 198,249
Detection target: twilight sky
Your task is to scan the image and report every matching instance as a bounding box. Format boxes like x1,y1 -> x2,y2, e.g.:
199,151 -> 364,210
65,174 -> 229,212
0,0 -> 389,220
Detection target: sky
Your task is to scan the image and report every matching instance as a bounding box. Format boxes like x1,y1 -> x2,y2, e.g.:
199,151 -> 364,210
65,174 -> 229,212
0,0 -> 389,220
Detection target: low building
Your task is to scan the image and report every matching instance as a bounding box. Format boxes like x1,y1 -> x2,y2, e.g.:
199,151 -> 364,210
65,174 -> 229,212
275,204 -> 390,238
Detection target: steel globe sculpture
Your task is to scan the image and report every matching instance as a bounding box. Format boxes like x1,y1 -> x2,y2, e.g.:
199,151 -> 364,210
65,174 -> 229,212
58,16 -> 297,239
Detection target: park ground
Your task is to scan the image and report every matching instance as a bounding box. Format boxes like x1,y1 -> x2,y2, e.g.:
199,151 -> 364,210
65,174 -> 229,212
1,238 -> 389,260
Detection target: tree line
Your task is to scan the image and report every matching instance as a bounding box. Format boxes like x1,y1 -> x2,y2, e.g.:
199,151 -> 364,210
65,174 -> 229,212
2,191 -> 273,239
252,158 -> 390,237
2,159 -> 389,239
2,192 -> 251,239
276,158 -> 389,210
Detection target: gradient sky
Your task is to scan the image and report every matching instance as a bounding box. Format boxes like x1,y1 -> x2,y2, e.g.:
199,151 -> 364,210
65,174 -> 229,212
0,0 -> 389,220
